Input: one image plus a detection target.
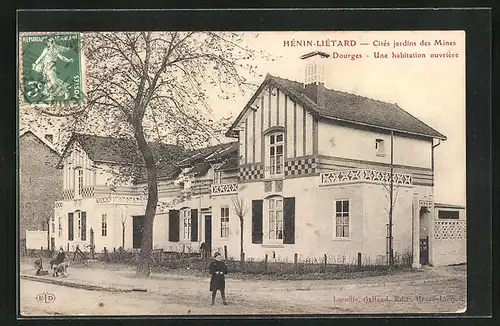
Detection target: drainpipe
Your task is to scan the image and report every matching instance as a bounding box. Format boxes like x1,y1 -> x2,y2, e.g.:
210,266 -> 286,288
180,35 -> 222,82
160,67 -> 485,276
431,139 -> 441,186
429,139 -> 441,266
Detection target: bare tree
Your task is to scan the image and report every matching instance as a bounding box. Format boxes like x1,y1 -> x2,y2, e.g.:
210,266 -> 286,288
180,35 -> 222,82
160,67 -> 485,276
231,195 -> 248,267
22,31 -> 271,276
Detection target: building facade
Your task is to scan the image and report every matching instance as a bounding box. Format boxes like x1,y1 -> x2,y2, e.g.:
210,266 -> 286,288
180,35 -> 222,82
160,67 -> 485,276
20,128 -> 62,250
52,52 -> 465,268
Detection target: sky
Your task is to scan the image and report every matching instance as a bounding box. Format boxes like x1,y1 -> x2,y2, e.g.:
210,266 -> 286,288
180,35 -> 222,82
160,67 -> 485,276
207,31 -> 466,206
20,30 -> 466,206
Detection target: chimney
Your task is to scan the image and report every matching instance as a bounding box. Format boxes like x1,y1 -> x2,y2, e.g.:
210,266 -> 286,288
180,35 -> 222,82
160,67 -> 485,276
300,51 -> 330,108
44,134 -> 53,143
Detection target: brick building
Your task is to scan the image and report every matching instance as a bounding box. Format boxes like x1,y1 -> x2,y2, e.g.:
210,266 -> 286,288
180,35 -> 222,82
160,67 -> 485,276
19,127 -> 62,250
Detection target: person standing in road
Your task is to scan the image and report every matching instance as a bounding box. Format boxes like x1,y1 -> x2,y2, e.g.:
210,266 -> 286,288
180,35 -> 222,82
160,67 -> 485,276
209,252 -> 228,306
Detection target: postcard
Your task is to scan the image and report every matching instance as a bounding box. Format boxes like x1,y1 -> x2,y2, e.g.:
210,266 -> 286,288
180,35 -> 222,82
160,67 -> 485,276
19,28 -> 466,316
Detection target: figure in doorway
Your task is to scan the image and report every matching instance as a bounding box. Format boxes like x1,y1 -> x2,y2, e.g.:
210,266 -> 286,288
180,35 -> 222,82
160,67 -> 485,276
209,252 -> 228,306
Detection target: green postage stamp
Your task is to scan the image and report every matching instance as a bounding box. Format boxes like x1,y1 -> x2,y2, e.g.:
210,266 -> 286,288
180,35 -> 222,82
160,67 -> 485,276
21,33 -> 83,104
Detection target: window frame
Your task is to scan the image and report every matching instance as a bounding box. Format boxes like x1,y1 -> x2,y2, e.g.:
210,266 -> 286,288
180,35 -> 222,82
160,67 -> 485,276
75,167 -> 84,197
75,210 -> 82,240
58,217 -> 62,237
266,196 -> 284,242
182,208 -> 191,241
375,138 -> 386,156
334,199 -> 350,239
213,170 -> 222,185
220,206 -> 230,238
267,132 -> 285,177
438,210 -> 460,220
101,214 -> 108,237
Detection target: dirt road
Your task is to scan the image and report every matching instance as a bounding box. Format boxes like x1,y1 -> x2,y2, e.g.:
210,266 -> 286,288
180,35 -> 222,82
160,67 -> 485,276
20,265 -> 466,315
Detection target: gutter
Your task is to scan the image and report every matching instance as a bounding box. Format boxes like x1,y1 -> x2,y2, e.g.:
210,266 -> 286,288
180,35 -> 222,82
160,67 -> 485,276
431,139 -> 442,186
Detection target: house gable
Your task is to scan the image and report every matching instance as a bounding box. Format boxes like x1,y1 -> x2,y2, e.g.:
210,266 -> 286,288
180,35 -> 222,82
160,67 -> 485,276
20,128 -> 60,156
231,79 -> 316,169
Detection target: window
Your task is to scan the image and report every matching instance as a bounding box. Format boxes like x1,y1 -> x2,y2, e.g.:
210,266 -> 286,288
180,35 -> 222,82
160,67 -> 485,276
438,210 -> 459,219
101,214 -> 108,236
269,132 -> 284,175
76,211 -> 82,240
182,209 -> 191,241
220,206 -> 230,238
268,197 -> 283,240
213,170 -> 222,185
58,217 -> 62,237
75,167 -> 84,196
375,139 -> 385,156
335,200 -> 349,238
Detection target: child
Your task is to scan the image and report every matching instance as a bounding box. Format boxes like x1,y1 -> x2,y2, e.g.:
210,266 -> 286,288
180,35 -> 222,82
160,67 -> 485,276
209,252 -> 228,306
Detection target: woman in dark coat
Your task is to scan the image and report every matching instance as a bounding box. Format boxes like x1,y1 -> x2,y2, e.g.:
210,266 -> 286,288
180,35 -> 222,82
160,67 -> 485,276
209,252 -> 228,305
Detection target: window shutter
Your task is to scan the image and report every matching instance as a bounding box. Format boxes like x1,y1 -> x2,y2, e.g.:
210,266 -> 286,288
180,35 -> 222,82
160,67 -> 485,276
191,209 -> 198,242
252,200 -> 263,244
68,213 -> 74,241
81,212 -> 87,241
169,210 -> 179,242
283,197 -> 295,244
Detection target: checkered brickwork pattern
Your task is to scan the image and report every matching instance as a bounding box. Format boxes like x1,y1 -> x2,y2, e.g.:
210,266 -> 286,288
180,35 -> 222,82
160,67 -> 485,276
239,165 -> 264,182
62,189 -> 75,200
81,186 -> 95,198
284,157 -> 317,177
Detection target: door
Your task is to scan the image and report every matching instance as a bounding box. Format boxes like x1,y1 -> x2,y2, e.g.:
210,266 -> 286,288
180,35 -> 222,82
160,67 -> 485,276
133,216 -> 144,249
420,236 -> 429,265
204,215 -> 212,256
50,237 -> 55,251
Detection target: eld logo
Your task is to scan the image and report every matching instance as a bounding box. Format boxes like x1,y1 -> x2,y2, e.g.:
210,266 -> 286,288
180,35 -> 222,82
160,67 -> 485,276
36,293 -> 56,304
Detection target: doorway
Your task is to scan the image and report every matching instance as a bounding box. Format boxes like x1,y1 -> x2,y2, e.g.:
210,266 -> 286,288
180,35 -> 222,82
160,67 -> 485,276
204,215 -> 212,257
133,216 -> 145,249
419,207 -> 430,265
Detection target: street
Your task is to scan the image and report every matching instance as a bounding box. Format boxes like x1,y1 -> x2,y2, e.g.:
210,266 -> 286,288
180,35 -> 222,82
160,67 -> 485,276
20,265 -> 466,315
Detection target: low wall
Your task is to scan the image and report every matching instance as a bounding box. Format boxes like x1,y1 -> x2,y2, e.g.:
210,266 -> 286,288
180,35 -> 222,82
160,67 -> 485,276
432,220 -> 466,266
26,230 -> 48,250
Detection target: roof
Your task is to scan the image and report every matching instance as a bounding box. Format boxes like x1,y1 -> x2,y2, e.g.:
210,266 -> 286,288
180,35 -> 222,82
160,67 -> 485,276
177,141 -> 238,168
57,133 -> 185,171
434,203 -> 466,210
20,127 -> 60,155
218,157 -> 238,171
187,162 -> 212,177
227,74 -> 446,140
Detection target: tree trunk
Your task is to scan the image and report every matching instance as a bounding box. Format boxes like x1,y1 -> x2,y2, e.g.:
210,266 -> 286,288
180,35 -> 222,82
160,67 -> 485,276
134,122 -> 158,277
240,217 -> 244,266
122,222 -> 125,249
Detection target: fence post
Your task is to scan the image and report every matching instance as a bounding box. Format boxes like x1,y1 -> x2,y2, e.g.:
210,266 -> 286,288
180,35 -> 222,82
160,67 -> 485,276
324,254 -> 327,273
294,253 -> 298,273
265,254 -> 268,272
358,252 -> 362,268
224,245 -> 228,260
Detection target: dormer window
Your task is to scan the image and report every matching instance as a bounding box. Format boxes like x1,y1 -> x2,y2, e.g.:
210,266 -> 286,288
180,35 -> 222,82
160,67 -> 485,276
213,170 -> 222,184
75,167 -> 84,196
375,139 -> 385,156
268,132 -> 284,176
212,163 -> 223,184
